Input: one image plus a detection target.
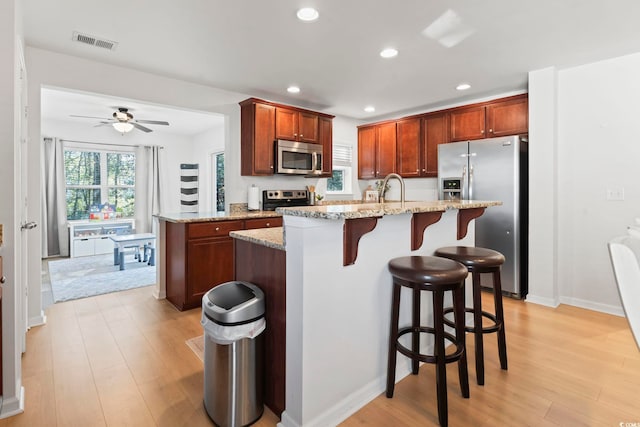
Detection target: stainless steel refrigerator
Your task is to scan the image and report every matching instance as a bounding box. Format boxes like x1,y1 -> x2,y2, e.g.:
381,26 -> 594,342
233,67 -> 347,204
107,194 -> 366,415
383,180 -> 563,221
438,135 -> 528,298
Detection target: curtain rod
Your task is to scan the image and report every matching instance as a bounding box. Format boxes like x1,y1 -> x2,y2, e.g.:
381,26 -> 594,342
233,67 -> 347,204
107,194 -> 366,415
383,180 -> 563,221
48,138 -> 164,149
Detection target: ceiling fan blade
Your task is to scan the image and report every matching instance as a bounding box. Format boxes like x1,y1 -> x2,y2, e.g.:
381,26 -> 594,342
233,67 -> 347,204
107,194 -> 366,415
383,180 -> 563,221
93,121 -> 111,127
70,114 -> 112,120
135,119 -> 170,125
131,122 -> 153,133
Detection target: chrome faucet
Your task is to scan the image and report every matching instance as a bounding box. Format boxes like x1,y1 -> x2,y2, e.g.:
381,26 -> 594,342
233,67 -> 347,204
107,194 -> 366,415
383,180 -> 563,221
379,173 -> 405,204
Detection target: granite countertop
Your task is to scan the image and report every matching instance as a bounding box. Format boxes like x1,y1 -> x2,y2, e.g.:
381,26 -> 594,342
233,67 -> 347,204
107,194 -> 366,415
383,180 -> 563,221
155,210 -> 281,223
230,227 -> 285,251
276,200 -> 501,220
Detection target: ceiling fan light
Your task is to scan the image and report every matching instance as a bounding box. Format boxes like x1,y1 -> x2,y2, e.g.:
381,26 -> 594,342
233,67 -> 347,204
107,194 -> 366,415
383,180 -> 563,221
113,122 -> 134,133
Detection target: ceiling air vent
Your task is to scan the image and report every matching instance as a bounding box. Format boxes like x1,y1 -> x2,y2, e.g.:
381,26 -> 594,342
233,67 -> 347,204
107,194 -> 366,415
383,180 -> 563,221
72,31 -> 118,51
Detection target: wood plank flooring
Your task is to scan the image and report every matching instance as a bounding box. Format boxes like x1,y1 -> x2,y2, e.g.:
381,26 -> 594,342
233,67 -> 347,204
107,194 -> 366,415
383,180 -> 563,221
1,286 -> 639,426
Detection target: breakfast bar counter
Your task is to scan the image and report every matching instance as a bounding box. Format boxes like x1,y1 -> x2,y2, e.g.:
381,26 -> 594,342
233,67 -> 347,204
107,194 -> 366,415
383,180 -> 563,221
270,200 -> 500,427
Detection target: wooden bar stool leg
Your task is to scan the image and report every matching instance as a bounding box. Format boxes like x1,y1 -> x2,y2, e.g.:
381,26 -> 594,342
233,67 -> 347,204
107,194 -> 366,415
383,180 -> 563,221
472,272 -> 485,385
412,285 -> 421,375
493,270 -> 508,370
386,281 -> 402,398
453,284 -> 470,398
433,289 -> 448,427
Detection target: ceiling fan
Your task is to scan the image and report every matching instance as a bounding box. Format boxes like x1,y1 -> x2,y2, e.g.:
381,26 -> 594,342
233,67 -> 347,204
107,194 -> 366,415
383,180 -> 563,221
70,107 -> 170,133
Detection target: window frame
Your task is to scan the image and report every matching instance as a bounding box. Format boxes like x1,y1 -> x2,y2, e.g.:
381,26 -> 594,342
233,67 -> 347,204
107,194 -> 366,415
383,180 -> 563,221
63,144 -> 136,220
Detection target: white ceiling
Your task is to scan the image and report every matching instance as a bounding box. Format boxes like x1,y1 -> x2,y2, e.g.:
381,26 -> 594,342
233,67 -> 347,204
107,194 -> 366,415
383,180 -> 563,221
24,0 -> 640,121
40,88 -> 224,137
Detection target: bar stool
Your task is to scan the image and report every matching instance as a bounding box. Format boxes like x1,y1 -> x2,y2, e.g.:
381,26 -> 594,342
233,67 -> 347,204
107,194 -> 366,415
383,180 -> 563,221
386,256 -> 469,427
433,246 -> 507,386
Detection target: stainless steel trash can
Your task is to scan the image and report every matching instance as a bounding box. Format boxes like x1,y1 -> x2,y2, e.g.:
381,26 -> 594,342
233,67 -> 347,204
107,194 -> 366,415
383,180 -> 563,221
202,281 -> 265,427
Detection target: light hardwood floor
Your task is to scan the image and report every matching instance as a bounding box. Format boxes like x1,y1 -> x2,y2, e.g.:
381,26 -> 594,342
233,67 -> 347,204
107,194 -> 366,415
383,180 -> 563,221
1,286 -> 639,426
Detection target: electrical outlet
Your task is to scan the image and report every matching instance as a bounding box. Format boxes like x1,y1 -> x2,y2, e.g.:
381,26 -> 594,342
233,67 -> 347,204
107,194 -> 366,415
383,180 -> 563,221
606,188 -> 625,201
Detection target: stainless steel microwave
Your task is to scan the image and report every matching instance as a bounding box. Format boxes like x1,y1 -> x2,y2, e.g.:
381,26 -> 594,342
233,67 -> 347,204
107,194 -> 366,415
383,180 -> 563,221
275,139 -> 323,175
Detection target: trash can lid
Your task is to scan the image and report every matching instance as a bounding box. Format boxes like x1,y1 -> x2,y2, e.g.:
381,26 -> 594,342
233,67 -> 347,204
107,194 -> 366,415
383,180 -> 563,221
203,281 -> 265,325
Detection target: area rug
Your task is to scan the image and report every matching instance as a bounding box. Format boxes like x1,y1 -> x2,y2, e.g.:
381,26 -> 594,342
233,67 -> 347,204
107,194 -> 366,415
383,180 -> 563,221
48,253 -> 156,302
186,335 -> 205,362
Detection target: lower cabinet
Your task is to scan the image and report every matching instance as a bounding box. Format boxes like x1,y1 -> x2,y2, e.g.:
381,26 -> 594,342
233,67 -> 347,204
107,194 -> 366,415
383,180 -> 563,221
164,217 -> 282,311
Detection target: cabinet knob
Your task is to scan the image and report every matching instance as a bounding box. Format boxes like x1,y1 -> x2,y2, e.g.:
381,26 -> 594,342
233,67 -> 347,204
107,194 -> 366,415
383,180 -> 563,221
294,133 -> 298,137
300,134 -> 303,137
489,128 -> 493,133
481,129 -> 485,134
215,227 -> 220,231
0,276 -> 6,284
422,168 -> 425,172
270,165 -> 274,169
266,223 -> 270,227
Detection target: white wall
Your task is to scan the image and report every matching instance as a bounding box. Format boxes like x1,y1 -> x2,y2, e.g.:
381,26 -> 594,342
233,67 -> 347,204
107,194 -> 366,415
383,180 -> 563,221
554,52 -> 640,313
192,123 -> 225,212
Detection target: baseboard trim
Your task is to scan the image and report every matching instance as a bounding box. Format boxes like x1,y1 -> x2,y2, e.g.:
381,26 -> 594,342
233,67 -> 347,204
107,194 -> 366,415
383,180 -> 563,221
0,386 -> 25,419
28,311 -> 47,328
278,363 -> 413,427
525,294 -> 560,307
559,296 -> 624,317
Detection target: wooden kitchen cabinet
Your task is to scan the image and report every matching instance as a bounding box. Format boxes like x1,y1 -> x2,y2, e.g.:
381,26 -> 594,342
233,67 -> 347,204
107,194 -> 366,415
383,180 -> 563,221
423,112 -> 449,177
165,219 -> 245,310
240,98 -> 334,176
318,116 -> 333,176
486,96 -> 528,137
396,117 -> 422,178
245,217 -> 283,229
357,122 -> 396,179
240,99 -> 276,175
275,107 -> 319,143
450,94 -> 528,141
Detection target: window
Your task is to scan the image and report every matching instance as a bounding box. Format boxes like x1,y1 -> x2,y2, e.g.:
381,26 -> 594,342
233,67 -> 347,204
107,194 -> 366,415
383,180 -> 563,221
64,148 -> 136,220
326,144 -> 353,195
215,152 -> 225,212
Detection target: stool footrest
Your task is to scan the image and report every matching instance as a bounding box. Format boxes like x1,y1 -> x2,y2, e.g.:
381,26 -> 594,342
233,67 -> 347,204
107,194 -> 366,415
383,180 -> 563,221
443,307 -> 502,334
396,326 -> 465,364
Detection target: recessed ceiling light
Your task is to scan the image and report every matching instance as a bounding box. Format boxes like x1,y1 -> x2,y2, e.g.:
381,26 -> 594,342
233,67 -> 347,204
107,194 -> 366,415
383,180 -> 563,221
364,106 -> 376,113
287,86 -> 301,94
297,7 -> 319,22
380,48 -> 398,58
456,83 -> 471,91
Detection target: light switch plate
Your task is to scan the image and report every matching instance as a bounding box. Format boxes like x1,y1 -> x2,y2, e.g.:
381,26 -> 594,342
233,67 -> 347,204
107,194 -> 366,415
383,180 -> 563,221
606,188 -> 625,201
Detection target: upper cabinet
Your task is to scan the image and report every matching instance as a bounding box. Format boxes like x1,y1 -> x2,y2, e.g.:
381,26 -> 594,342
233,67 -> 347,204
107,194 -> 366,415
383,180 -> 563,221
275,107 -> 319,143
357,122 -> 397,179
450,94 -> 528,141
358,94 -> 528,180
240,98 -> 334,176
240,99 -> 276,175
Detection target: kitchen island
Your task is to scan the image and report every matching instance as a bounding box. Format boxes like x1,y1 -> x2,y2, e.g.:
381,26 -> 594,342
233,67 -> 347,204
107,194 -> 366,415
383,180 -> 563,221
230,200 -> 500,427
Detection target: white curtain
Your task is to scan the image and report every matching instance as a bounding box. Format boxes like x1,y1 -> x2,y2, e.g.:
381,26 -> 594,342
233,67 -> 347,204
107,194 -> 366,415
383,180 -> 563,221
41,137 -> 69,257
135,145 -> 163,233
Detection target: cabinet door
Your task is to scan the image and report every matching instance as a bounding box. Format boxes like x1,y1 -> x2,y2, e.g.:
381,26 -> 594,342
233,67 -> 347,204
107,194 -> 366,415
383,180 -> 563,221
357,126 -> 377,179
94,236 -> 114,255
187,237 -> 234,306
275,107 -> 298,141
396,118 -> 421,178
254,103 -> 276,174
486,96 -> 528,137
423,113 -> 449,177
318,117 -> 333,175
376,122 -> 397,177
298,112 -> 319,143
450,105 -> 486,141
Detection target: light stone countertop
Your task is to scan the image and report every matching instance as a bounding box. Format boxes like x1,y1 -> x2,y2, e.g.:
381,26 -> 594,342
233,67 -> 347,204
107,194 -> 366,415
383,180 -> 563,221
155,210 -> 281,223
276,200 -> 501,220
230,227 -> 285,251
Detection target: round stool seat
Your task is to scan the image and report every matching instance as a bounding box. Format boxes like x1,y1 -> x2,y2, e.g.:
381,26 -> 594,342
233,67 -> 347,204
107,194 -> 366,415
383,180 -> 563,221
388,256 -> 468,286
434,246 -> 505,270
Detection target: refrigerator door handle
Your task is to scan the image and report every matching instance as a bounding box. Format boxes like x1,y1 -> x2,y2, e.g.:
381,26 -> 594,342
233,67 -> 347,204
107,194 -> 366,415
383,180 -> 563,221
469,164 -> 474,200
462,165 -> 468,200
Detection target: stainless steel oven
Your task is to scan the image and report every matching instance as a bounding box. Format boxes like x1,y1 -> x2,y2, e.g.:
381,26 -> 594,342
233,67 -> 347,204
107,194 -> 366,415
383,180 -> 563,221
275,140 -> 323,175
